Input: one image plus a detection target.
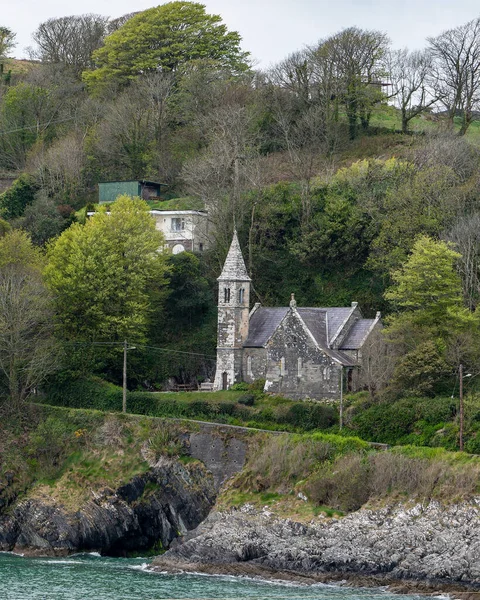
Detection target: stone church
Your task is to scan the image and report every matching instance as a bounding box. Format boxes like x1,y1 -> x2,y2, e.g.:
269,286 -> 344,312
213,232 -> 382,400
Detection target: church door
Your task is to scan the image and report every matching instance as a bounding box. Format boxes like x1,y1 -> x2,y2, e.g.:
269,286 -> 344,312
222,372 -> 228,390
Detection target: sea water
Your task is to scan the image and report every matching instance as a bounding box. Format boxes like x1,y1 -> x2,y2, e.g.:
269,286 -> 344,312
0,552 -> 426,600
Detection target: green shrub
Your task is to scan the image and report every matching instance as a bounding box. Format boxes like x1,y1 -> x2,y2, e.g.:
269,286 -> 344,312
237,394 -> 255,406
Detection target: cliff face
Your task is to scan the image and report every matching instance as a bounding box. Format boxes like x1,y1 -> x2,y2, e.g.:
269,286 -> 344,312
153,501 -> 480,587
0,459 -> 215,556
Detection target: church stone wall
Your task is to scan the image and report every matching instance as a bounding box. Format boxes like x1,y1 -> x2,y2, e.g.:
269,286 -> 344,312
263,311 -> 341,400
242,348 -> 267,383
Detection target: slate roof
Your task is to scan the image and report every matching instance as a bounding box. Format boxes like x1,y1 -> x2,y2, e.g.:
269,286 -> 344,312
218,231 -> 251,282
243,306 -> 357,367
297,308 -> 328,349
324,307 -> 355,344
340,319 -> 376,350
244,307 -> 288,347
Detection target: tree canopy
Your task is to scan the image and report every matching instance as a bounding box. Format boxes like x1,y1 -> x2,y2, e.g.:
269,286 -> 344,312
83,2 -> 250,91
44,196 -> 169,343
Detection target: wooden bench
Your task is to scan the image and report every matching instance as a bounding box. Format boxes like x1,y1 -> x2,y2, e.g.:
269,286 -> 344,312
199,382 -> 214,391
173,383 -> 196,392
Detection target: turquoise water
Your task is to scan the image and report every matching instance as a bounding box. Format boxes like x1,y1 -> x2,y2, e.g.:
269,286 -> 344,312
0,553 -> 424,600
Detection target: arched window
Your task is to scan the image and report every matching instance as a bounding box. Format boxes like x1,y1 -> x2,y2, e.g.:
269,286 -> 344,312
224,288 -> 231,303
247,355 -> 253,378
238,288 -> 244,304
280,357 -> 286,376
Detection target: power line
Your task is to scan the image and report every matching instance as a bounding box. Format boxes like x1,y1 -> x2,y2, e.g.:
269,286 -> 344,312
136,343 -> 217,359
62,340 -> 217,360
0,116 -> 77,135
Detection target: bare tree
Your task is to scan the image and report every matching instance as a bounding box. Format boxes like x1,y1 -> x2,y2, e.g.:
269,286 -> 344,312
444,213 -> 480,310
0,263 -> 59,411
312,27 -> 389,139
386,48 -> 438,133
428,18 -> 480,135
181,103 -> 264,269
106,12 -> 139,34
0,27 -> 16,60
94,73 -> 174,179
358,327 -> 396,399
31,14 -> 108,75
268,50 -> 314,108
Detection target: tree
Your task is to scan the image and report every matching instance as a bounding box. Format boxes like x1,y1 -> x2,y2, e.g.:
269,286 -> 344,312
0,231 -> 59,410
444,213 -> 480,310
0,173 -> 39,219
385,235 -> 463,327
44,196 -> 169,343
312,27 -> 389,139
0,27 -> 16,59
31,15 -> 108,75
384,236 -> 477,396
428,18 -> 480,135
93,73 -> 173,180
386,48 -> 438,133
83,2 -> 250,92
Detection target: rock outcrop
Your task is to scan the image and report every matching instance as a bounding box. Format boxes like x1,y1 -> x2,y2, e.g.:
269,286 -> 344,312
153,501 -> 480,587
0,459 -> 215,556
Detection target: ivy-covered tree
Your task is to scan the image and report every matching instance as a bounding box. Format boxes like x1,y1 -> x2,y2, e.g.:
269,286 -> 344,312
83,2 -> 250,92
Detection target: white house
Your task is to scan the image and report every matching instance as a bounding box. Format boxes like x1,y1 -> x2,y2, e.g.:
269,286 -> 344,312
150,210 -> 210,254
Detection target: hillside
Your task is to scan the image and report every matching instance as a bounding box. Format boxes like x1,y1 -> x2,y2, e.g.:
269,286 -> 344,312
2,403 -> 480,591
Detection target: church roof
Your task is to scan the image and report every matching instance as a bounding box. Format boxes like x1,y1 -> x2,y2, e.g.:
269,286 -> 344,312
243,306 -> 358,367
217,231 -> 251,282
340,319 -> 377,350
244,307 -> 288,347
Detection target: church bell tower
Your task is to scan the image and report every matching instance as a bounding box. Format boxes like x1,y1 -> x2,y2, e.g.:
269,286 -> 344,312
213,231 -> 251,390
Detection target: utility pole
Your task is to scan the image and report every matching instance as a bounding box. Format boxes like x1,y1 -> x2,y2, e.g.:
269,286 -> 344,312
339,367 -> 343,431
459,363 -> 464,451
123,339 -> 127,414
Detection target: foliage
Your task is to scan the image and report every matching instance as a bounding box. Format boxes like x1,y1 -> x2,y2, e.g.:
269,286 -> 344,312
0,231 -> 59,410
83,2 -> 250,91
41,374 -> 338,431
0,174 -> 39,220
45,196 -> 169,345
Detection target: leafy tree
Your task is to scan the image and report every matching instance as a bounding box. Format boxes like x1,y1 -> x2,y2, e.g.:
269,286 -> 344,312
385,235 -> 463,327
45,196 -> 169,343
384,236 -> 478,395
0,83 -> 61,169
83,2 -> 250,92
0,231 -> 59,410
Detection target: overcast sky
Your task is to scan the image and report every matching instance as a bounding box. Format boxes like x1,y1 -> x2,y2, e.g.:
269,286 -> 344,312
5,0 -> 480,68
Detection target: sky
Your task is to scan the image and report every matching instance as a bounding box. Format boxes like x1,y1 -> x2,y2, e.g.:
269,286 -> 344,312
4,0 -> 480,68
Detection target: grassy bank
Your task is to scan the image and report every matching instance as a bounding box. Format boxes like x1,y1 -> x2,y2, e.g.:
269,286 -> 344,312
2,404 -> 480,522
40,376 -> 337,432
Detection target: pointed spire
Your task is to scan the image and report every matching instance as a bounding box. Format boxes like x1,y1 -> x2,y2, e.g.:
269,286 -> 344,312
218,230 -> 251,281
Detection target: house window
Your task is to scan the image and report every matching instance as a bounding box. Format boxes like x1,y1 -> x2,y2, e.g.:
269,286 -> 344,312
199,243 -> 204,252
171,217 -> 185,232
238,288 -> 244,304
224,288 -> 231,303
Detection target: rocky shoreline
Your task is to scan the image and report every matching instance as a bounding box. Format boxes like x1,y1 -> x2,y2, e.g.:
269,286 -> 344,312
151,502 -> 480,595
0,460 -> 215,556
